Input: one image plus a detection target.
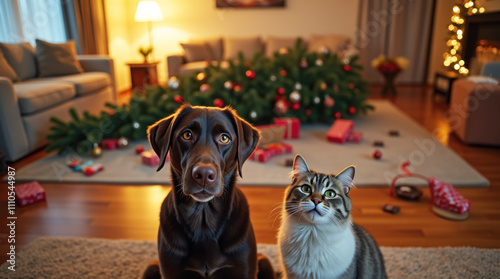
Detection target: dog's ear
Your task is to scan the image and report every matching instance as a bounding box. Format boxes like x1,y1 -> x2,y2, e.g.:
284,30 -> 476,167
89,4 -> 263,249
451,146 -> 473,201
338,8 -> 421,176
147,105 -> 192,172
224,107 -> 260,178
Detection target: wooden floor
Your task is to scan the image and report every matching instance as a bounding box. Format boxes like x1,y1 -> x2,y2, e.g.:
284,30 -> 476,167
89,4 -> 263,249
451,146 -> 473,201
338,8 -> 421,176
1,85 -> 500,264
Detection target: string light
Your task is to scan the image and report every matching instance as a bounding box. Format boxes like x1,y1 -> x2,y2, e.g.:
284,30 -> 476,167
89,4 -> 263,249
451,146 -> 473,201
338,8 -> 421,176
442,0 -> 485,75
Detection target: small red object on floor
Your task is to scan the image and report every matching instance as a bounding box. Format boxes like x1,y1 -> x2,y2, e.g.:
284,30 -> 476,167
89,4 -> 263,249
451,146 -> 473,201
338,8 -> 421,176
101,139 -> 118,150
373,150 -> 382,159
135,145 -> 145,154
82,163 -> 104,176
142,150 -> 160,166
326,119 -> 354,143
15,181 -> 46,207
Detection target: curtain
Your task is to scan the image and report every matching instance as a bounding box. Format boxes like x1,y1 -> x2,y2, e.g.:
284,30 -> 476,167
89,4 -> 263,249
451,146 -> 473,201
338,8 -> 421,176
63,0 -> 109,55
0,0 -> 66,45
356,0 -> 435,84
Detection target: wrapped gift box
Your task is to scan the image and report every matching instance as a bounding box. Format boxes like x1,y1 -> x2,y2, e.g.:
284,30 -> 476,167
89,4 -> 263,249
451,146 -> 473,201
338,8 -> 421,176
256,124 -> 286,148
14,181 -> 46,207
249,143 -> 293,163
274,118 -> 300,139
347,131 -> 363,143
142,151 -> 160,166
327,119 -> 354,143
101,139 -> 118,150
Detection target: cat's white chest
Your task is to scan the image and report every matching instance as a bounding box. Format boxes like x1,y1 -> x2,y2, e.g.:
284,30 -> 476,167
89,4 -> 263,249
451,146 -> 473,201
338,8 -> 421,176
278,222 -> 356,279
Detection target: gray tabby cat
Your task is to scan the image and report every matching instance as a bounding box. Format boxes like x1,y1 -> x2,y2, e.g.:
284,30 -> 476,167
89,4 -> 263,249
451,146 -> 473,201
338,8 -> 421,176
278,155 -> 386,279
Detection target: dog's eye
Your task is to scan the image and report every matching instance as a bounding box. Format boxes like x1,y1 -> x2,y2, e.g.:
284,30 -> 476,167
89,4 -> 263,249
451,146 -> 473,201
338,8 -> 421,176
219,134 -> 230,144
182,131 -> 193,140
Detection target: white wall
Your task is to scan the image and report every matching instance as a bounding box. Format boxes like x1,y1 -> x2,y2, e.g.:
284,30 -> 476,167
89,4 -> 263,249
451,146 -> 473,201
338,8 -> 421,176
106,0 -> 361,92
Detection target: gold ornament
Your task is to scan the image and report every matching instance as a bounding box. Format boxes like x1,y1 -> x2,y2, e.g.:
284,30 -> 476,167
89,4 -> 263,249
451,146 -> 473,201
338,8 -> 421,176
117,137 -> 129,148
91,146 -> 102,157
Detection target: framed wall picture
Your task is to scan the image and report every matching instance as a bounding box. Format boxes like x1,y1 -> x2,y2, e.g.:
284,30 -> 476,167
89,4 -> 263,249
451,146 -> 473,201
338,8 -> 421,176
216,0 -> 285,8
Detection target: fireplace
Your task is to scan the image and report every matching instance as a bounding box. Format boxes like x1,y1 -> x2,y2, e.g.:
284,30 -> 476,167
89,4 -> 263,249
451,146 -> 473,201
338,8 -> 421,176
463,11 -> 500,74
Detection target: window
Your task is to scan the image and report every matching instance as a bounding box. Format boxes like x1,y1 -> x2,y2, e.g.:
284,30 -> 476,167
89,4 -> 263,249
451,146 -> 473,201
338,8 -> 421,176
0,0 -> 66,45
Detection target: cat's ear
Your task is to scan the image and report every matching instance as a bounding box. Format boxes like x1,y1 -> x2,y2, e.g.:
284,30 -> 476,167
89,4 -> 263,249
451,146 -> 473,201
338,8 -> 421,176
336,166 -> 355,194
292,154 -> 310,182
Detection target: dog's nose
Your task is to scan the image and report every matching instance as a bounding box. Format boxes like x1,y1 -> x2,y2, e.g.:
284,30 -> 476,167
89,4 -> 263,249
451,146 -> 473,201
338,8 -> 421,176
192,163 -> 217,187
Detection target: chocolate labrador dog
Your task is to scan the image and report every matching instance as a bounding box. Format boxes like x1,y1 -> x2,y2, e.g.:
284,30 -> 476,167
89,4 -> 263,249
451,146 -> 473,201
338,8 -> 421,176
144,104 -> 274,279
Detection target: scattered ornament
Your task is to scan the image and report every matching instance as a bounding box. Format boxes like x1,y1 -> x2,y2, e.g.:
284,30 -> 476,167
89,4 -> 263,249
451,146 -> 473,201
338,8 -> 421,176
383,204 -> 400,214
245,70 -> 256,80
373,149 -> 382,160
373,140 -> 385,147
135,145 -> 145,154
174,95 -> 183,104
299,58 -> 308,68
233,83 -> 242,92
68,159 -> 82,169
213,98 -> 224,108
200,83 -> 211,93
277,87 -> 285,96
395,185 -> 423,201
249,110 -> 258,120
334,112 -> 342,119
294,82 -> 302,91
289,91 -> 301,103
324,96 -> 335,108
279,47 -> 289,55
315,59 -> 323,66
83,163 -> 104,176
280,69 -> 287,77
275,99 -> 288,115
117,137 -> 129,148
305,109 -> 312,116
314,97 -> 321,104
91,146 -> 102,158
270,75 -> 277,82
291,102 -> 300,111
167,76 -> 180,89
348,106 -> 356,115
343,64 -> 351,72
196,72 -> 206,82
72,160 -> 93,172
389,130 -> 400,137
132,121 -> 140,129
224,81 -> 233,90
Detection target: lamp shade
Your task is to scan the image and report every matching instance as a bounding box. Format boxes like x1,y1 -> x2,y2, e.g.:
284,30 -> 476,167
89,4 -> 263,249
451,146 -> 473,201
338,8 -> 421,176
135,1 -> 164,22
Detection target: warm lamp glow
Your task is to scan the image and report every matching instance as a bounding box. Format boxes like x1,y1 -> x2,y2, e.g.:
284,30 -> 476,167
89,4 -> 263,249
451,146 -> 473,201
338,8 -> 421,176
135,1 -> 164,22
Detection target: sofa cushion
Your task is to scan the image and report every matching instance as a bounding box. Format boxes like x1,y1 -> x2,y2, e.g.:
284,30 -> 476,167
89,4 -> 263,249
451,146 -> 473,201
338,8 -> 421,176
308,34 -> 351,53
46,72 -> 112,96
14,80 -> 75,115
180,43 -> 212,62
0,42 -> 37,80
0,48 -> 19,81
36,39 -> 84,77
265,36 -> 298,57
179,61 -> 229,76
224,36 -> 263,60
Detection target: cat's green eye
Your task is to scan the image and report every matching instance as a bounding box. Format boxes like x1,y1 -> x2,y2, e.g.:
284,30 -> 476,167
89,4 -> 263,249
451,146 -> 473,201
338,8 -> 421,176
324,190 -> 336,198
300,185 -> 312,193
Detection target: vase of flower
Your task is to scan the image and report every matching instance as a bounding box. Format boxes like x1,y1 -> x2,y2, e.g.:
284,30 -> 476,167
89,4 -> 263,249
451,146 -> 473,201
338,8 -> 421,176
372,55 -> 409,95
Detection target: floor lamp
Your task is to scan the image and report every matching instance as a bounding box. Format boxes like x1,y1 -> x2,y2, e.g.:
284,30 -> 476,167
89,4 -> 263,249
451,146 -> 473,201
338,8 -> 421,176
134,0 -> 164,62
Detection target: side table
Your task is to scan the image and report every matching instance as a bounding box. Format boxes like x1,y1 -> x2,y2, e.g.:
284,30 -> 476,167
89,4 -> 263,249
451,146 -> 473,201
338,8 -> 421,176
434,71 -> 461,104
127,61 -> 159,89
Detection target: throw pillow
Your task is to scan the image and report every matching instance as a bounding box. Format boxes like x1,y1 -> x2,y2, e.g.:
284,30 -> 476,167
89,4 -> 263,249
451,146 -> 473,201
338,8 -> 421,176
180,43 -> 212,63
36,39 -> 84,77
308,34 -> 351,53
0,48 -> 19,81
224,37 -> 263,61
0,42 -> 37,80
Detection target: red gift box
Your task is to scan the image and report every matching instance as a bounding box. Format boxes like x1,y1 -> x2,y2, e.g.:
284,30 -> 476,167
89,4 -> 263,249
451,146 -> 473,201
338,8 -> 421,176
14,181 -> 46,207
347,131 -> 363,143
249,143 -> 293,163
327,119 -> 354,143
142,150 -> 160,166
101,139 -> 118,150
274,118 -> 300,139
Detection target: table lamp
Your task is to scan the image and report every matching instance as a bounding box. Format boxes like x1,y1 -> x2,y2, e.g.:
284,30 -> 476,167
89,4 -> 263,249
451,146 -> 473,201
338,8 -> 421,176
135,0 -> 164,62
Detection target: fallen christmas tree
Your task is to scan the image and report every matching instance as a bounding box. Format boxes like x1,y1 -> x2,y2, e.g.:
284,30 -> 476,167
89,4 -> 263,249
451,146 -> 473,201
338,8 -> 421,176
46,38 -> 373,156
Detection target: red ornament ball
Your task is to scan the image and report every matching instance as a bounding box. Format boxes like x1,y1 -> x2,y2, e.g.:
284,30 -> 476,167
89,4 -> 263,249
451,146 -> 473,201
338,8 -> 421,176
275,99 -> 288,115
245,70 -> 256,80
135,145 -> 144,154
213,98 -> 224,108
348,106 -> 356,115
348,83 -> 355,89
373,150 -> 382,160
280,69 -> 287,77
334,112 -> 342,119
305,109 -> 312,116
343,65 -> 351,72
277,87 -> 285,95
174,95 -> 183,104
200,84 -> 211,93
324,96 -> 335,108
291,102 -> 300,111
233,84 -> 242,92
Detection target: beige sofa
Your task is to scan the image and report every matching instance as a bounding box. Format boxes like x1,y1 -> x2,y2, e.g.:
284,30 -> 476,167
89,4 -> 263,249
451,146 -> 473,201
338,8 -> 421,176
0,42 -> 116,162
167,35 -> 355,78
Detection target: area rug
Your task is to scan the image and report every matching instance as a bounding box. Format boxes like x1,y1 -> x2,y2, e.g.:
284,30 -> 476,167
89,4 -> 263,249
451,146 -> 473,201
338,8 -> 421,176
10,100 -> 489,186
1,237 -> 499,278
